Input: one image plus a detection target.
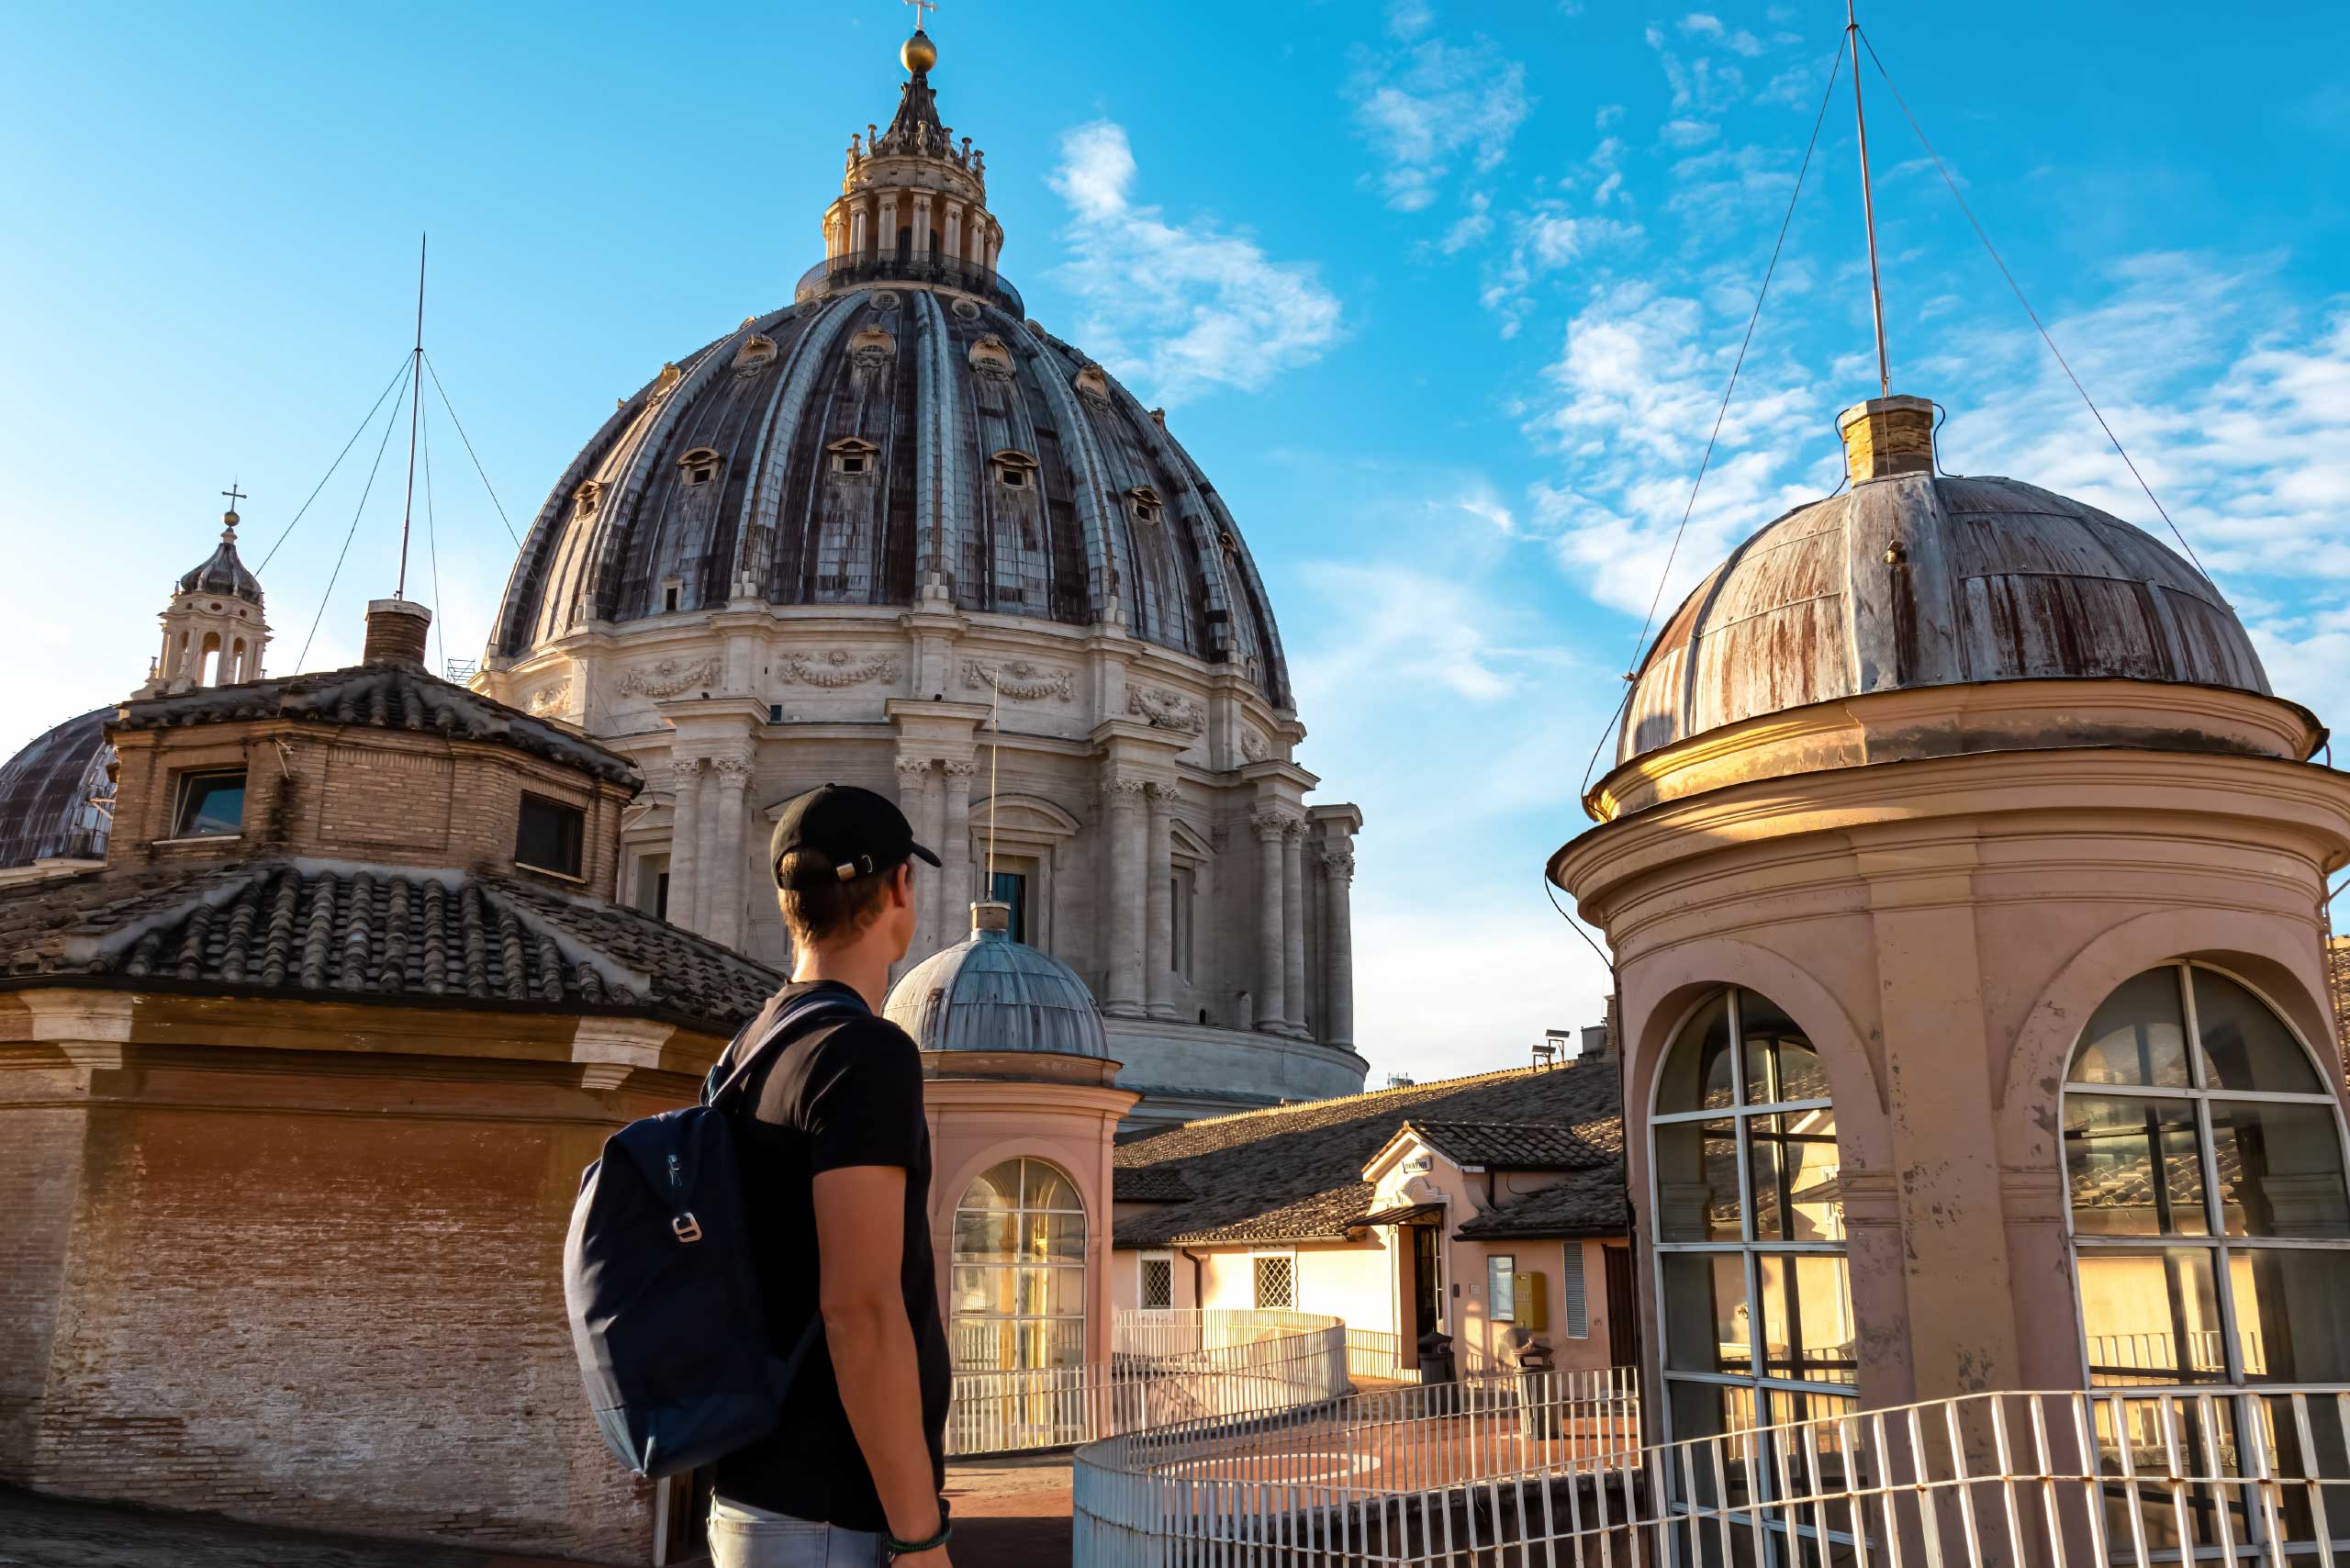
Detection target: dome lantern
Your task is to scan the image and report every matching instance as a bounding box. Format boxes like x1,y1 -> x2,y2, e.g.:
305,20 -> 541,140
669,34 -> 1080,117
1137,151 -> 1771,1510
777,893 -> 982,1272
142,490 -> 271,696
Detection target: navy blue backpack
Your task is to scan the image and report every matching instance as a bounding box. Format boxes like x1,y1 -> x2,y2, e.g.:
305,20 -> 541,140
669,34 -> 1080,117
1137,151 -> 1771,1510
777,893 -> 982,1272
564,991 -> 863,1478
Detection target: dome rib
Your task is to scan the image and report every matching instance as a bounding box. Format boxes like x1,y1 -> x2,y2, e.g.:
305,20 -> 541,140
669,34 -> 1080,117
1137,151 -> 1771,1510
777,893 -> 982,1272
486,284 -> 1292,703
883,924 -> 1111,1058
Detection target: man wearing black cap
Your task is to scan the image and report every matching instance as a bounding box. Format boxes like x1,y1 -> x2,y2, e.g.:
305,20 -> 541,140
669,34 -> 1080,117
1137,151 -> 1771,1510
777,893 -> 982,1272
708,785 -> 956,1567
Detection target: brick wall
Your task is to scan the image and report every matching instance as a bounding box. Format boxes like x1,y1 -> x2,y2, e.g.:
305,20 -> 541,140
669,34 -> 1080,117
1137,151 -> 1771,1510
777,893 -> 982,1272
108,722 -> 632,895
0,1092 -> 87,1479
20,1091 -> 655,1562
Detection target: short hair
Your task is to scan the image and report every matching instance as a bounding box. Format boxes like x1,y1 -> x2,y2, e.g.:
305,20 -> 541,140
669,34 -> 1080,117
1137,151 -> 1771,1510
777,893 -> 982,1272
775,850 -> 894,946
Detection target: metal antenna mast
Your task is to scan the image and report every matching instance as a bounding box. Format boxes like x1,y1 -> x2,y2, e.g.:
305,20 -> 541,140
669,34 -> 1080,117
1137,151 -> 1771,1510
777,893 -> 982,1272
395,236 -> 427,597
1846,0 -> 1890,397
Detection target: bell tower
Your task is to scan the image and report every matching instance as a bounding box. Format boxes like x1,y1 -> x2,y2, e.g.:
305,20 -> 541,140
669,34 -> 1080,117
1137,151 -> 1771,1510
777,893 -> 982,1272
143,490 -> 270,695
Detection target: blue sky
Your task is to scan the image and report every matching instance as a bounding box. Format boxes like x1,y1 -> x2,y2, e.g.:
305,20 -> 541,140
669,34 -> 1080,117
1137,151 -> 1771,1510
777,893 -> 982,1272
6,2 -> 2348,1083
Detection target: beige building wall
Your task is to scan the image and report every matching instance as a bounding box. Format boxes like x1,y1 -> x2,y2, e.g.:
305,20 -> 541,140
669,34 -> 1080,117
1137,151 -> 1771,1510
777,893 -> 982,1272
1560,686 -> 2350,1420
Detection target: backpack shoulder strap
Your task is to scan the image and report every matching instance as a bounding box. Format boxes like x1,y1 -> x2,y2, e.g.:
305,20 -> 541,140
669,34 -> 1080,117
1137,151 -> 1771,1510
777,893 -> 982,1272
702,991 -> 867,1108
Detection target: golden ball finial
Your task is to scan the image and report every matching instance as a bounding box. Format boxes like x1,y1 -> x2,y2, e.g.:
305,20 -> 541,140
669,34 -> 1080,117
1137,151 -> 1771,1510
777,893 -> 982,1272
901,29 -> 936,73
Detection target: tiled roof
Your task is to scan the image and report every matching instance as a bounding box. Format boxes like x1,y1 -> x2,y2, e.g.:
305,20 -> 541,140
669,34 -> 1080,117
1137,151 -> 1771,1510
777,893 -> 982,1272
1404,1118 -> 1612,1170
113,665 -> 639,787
1113,1062 -> 1625,1249
1113,1167 -> 1193,1202
0,857 -> 782,1035
1453,1169 -> 1630,1240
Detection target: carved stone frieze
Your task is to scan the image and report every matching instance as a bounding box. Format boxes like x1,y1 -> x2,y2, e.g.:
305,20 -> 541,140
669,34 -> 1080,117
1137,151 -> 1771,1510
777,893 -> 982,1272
1126,685 -> 1204,734
618,655 -> 722,700
526,680 -> 571,716
1238,729 -> 1269,761
779,649 -> 901,688
963,658 -> 1073,702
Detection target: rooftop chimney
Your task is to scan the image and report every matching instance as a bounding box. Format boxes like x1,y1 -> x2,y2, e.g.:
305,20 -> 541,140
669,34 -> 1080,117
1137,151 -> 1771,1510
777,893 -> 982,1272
364,598 -> 432,666
1836,394 -> 1936,485
970,900 -> 1012,940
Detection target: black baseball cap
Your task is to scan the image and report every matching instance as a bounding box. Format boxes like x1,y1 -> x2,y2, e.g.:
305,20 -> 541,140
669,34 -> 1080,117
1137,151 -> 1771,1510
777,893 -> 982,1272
769,783 -> 941,888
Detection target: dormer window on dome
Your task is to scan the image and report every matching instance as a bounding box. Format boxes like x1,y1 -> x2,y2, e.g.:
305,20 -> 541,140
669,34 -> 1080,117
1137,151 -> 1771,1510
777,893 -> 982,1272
678,448 -> 722,487
991,450 -> 1037,489
733,334 -> 778,372
829,437 -> 879,480
968,336 -> 1015,382
1127,487 -> 1162,526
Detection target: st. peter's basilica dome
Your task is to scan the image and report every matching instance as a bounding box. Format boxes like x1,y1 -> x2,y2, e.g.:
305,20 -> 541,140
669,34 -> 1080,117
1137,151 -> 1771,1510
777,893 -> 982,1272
475,26 -> 1364,1126
486,45 -> 1289,708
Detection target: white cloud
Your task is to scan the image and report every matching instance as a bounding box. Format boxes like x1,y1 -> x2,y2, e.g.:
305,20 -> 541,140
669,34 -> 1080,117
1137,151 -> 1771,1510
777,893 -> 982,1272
1523,282 -> 1824,614
1386,0 -> 1433,39
1478,208 -> 1646,338
1047,121 -> 1343,406
1439,191 -> 1494,254
1348,37 -> 1531,212
1661,118 -> 1720,149
1595,103 -> 1624,129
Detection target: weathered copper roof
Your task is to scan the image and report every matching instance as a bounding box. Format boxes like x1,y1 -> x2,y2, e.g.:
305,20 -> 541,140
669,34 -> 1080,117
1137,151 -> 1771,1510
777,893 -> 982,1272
113,662 -> 640,788
0,707 -> 113,869
487,290 -> 1292,705
883,924 -> 1109,1058
1114,1062 -> 1623,1248
175,516 -> 264,605
1619,474 -> 2268,765
0,857 -> 781,1032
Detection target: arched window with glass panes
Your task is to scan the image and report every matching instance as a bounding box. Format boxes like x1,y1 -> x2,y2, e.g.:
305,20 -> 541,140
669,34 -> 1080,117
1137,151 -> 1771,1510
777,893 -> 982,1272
1651,987 -> 1855,1445
2064,963 -> 2350,1387
948,1158 -> 1087,1374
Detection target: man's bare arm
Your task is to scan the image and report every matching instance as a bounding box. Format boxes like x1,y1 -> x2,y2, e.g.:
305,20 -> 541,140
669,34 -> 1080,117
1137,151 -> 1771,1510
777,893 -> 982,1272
811,1163 -> 951,1565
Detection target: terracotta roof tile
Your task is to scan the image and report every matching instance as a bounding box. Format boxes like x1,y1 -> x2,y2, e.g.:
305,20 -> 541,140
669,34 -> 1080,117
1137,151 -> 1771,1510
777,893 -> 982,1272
0,857 -> 781,1034
1403,1118 -> 1613,1170
113,665 -> 639,787
1113,1062 -> 1624,1249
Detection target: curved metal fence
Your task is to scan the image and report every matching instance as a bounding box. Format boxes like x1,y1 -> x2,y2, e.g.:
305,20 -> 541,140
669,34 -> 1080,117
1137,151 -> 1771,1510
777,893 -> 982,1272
946,1308 -> 1347,1459
1072,1380 -> 2350,1568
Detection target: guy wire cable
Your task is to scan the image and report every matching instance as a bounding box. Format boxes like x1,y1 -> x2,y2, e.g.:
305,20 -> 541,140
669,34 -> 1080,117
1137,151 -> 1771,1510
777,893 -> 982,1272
421,392 -> 445,674
1580,35 -> 1845,801
257,353 -> 414,573
1856,25 -> 2211,583
423,352 -> 523,549
295,357 -> 413,671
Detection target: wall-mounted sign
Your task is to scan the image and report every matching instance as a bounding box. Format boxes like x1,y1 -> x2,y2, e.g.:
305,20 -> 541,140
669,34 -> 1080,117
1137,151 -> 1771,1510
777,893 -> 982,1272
1401,1153 -> 1433,1176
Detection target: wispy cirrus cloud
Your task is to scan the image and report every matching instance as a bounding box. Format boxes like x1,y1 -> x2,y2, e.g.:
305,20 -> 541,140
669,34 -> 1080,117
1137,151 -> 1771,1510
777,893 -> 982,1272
1347,34 -> 1531,212
1047,121 -> 1343,406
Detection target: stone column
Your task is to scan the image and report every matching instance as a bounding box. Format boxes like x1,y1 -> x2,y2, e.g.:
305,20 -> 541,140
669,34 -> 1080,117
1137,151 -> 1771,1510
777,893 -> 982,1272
1320,846 -> 1356,1050
1252,811 -> 1287,1032
893,756 -> 934,969
912,194 -> 933,255
919,762 -> 947,958
941,760 -> 977,944
1281,821 -> 1309,1037
668,756 -> 705,935
706,754 -> 753,951
878,194 -> 898,253
1102,778 -> 1148,1017
1145,783 -> 1178,1020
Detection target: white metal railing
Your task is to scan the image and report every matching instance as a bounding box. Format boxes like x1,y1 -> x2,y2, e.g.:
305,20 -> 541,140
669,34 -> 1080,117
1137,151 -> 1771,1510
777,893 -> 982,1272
2088,1330 -> 2268,1383
1345,1327 -> 1422,1383
945,1308 -> 1348,1458
1073,1380 -> 2350,1566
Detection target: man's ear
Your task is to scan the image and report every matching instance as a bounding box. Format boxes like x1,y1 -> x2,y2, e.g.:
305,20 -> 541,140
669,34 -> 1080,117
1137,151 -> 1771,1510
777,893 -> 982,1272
893,861 -> 917,907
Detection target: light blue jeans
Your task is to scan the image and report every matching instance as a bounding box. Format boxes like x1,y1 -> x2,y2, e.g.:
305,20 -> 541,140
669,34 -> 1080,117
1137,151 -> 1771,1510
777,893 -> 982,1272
708,1495 -> 886,1567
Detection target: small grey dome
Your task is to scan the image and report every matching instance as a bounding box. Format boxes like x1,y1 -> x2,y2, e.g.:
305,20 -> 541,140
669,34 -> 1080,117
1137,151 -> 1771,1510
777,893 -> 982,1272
177,516 -> 264,605
884,910 -> 1108,1058
1619,472 -> 2268,766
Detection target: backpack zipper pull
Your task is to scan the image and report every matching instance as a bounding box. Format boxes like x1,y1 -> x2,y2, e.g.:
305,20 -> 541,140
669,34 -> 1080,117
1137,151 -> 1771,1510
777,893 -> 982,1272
666,1152 -> 684,1190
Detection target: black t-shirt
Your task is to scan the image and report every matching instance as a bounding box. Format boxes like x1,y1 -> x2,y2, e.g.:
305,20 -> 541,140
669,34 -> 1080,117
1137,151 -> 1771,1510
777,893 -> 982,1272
712,980 -> 952,1531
